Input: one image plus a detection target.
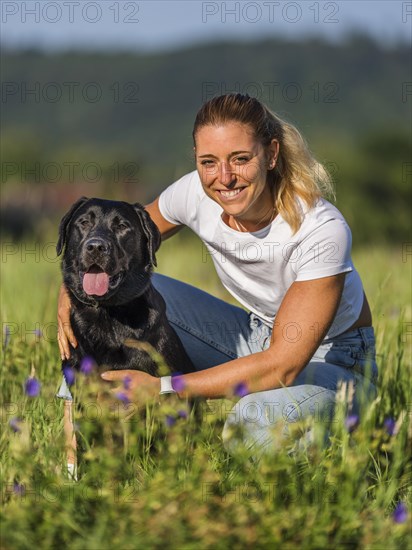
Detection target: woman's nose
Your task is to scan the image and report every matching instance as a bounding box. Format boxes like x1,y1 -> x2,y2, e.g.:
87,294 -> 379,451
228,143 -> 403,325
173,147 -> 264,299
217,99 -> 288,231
218,162 -> 234,185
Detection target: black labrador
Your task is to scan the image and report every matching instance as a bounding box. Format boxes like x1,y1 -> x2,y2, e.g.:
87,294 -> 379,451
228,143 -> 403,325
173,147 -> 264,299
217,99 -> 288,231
57,196 -> 194,377
57,197 -> 196,478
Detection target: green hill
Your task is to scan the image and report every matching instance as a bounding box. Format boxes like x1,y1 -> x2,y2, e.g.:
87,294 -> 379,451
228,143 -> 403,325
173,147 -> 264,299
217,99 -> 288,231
1,35 -> 411,243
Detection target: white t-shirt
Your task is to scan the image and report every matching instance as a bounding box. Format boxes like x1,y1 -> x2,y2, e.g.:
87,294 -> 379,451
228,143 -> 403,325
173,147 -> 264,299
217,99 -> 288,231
158,170 -> 364,339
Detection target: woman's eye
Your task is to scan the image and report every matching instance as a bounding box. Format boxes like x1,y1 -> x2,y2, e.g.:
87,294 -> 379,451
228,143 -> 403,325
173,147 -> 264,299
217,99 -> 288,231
200,159 -> 215,166
233,156 -> 249,164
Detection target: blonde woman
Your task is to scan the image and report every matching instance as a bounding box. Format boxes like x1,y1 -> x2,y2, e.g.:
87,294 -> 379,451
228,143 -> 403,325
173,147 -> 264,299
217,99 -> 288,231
57,93 -> 377,455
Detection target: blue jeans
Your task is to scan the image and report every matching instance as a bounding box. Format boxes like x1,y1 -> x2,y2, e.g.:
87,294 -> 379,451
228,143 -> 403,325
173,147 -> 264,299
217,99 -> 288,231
57,274 -> 378,455
151,275 -> 378,455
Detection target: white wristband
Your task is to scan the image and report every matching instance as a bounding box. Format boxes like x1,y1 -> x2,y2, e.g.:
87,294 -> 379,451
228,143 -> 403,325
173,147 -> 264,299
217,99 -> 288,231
159,375 -> 176,395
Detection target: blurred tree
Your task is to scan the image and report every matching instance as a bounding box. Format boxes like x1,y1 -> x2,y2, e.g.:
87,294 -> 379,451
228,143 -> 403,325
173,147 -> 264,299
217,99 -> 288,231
1,37 -> 410,244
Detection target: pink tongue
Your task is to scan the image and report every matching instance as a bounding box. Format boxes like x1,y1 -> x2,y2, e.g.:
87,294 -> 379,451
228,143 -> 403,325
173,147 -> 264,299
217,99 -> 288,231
83,272 -> 110,296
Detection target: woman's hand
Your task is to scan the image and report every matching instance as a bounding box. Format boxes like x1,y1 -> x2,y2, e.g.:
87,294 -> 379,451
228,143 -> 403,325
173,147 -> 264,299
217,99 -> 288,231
57,284 -> 77,360
101,369 -> 161,406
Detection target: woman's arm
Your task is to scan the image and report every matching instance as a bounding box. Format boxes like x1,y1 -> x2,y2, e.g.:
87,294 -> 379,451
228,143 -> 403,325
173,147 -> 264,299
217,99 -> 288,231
176,272 -> 346,397
102,273 -> 346,399
57,196 -> 181,359
145,197 -> 183,240
57,283 -> 77,359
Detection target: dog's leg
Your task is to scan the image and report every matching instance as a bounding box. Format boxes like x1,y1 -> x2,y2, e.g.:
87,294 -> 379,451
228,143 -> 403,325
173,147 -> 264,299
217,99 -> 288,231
64,399 -> 77,480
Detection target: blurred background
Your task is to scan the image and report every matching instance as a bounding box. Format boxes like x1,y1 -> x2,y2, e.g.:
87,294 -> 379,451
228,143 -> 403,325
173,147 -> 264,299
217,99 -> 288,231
1,0 -> 411,246
1,7 -> 411,546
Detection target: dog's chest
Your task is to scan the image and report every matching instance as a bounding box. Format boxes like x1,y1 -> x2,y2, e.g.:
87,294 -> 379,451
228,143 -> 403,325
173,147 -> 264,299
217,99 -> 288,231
70,305 -> 162,374
76,303 -> 148,338
73,302 -> 153,352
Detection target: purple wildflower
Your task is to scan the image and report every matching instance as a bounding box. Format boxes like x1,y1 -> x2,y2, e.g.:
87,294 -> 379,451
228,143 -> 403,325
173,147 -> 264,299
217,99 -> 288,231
9,417 -> 22,433
234,382 -> 249,398
115,391 -> 130,404
34,328 -> 42,340
80,356 -> 96,375
13,482 -> 25,496
177,409 -> 188,419
384,417 -> 397,436
63,366 -> 76,386
344,414 -> 359,433
165,414 -> 176,428
393,502 -> 408,524
25,377 -> 41,397
172,374 -> 186,392
3,325 -> 11,349
123,375 -> 132,390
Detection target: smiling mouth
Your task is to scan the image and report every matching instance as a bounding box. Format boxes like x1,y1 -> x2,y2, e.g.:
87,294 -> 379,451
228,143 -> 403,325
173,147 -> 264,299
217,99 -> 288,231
217,187 -> 246,199
80,265 -> 124,297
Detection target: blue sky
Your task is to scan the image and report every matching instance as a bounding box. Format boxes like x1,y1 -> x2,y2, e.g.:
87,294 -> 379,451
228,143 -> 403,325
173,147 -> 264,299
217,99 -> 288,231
1,0 -> 411,51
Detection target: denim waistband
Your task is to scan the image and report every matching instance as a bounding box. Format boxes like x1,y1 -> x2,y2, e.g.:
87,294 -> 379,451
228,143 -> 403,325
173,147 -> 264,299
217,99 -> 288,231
315,325 -> 378,383
249,312 -> 272,330
323,326 -> 375,347
250,312 -> 375,346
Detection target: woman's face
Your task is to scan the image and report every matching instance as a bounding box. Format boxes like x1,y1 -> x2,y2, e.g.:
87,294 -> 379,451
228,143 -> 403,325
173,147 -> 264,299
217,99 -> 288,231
194,122 -> 279,222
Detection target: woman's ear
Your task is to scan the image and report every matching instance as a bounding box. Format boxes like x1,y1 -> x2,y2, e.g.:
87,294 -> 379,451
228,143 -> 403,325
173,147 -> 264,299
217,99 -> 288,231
267,139 -> 280,169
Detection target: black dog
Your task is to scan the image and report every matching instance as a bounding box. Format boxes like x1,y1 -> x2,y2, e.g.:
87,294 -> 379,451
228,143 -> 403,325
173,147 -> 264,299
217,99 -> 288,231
57,196 -> 194,377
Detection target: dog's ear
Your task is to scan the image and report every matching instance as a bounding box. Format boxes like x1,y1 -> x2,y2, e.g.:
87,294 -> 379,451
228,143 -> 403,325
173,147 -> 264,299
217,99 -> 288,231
56,197 -> 90,256
133,203 -> 161,268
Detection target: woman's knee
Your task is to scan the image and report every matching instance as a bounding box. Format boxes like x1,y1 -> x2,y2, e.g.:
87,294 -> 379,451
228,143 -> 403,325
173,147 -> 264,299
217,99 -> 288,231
222,386 -> 337,454
221,391 -> 291,453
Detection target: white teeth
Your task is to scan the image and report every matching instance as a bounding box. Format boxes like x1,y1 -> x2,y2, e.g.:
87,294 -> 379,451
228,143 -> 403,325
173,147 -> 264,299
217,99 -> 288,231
220,188 -> 242,198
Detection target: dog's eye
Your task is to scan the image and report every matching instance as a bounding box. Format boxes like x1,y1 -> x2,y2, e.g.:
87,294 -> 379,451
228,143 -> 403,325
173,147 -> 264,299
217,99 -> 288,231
79,219 -> 91,228
117,222 -> 129,230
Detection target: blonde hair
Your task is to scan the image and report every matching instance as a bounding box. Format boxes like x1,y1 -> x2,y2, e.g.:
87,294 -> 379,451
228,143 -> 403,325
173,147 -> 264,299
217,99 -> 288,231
193,94 -> 334,233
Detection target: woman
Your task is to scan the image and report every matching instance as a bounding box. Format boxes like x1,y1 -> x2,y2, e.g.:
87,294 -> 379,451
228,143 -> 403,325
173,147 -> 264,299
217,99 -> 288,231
57,93 -> 378,455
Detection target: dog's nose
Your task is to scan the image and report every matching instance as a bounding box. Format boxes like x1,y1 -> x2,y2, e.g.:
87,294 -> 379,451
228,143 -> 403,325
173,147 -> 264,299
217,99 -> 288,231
85,238 -> 110,254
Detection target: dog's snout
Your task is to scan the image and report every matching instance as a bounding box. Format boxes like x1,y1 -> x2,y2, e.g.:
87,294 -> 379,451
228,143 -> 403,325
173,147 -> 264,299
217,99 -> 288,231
85,238 -> 110,254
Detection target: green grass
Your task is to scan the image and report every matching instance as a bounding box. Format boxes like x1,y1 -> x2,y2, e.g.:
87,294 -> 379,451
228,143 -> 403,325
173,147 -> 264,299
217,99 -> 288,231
1,237 -> 411,549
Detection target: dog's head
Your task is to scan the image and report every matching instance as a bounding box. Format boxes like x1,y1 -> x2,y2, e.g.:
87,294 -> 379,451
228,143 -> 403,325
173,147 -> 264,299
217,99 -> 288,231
57,197 -> 161,306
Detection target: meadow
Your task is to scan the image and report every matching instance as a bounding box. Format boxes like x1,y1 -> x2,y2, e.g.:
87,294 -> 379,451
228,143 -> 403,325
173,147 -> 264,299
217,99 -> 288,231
1,235 -> 411,549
